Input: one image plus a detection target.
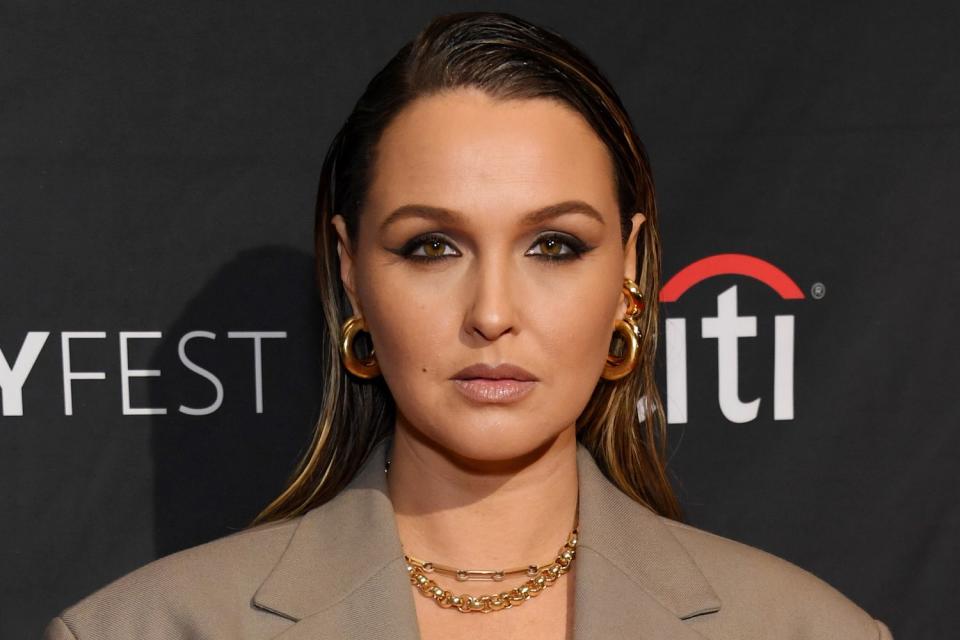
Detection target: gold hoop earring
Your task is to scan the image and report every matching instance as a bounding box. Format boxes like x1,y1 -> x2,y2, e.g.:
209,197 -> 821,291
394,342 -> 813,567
601,278 -> 644,381
340,315 -> 381,379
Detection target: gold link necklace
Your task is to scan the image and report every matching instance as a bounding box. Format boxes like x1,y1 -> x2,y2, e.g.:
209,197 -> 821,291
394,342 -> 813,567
386,447 -> 579,614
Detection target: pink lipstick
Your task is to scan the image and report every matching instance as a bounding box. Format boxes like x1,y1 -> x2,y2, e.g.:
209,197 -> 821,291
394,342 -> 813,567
450,363 -> 538,404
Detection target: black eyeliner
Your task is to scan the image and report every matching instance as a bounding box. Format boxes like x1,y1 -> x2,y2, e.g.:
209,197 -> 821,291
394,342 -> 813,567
389,230 -> 595,264
528,232 -> 595,262
389,232 -> 460,262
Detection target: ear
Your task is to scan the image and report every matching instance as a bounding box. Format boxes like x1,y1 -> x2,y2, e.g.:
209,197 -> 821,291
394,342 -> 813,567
616,212 -> 647,319
330,214 -> 362,317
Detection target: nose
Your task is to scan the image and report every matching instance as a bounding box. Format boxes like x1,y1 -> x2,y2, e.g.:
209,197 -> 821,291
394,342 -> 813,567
463,255 -> 517,342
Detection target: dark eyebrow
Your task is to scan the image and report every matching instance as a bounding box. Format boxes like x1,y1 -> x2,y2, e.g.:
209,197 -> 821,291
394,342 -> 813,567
380,199 -> 606,230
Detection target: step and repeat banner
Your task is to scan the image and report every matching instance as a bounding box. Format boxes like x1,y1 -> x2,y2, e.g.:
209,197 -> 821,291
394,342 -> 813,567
2,1 -> 956,638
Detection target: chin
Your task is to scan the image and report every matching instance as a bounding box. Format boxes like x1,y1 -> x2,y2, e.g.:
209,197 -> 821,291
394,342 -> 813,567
422,418 -> 568,468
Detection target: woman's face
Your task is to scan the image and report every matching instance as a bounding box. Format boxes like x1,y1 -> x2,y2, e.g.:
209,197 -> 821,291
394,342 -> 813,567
332,87 -> 644,464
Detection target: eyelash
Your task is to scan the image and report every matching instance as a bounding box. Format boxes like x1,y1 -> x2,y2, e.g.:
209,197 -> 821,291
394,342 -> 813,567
396,232 -> 593,264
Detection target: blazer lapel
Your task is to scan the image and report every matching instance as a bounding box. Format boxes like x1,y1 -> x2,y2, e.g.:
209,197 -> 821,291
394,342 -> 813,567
572,443 -> 721,639
252,437 -> 721,640
252,437 -> 420,640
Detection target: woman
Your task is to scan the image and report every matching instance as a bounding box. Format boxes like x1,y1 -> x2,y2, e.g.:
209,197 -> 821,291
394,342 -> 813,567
44,11 -> 892,640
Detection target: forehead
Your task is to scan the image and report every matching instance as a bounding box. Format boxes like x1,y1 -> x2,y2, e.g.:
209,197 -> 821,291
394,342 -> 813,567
365,87 -> 619,223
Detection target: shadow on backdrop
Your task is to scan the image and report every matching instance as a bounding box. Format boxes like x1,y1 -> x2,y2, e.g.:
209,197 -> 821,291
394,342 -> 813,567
148,245 -> 322,556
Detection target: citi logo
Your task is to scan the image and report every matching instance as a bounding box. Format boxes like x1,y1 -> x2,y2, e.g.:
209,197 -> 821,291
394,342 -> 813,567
660,253 -> 807,424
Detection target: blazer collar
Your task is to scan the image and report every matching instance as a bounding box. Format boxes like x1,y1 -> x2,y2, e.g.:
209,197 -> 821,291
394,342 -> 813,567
253,437 -> 721,639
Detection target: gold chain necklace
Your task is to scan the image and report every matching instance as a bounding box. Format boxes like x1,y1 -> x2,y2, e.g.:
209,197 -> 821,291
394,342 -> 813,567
404,527 -> 578,613
385,448 -> 579,614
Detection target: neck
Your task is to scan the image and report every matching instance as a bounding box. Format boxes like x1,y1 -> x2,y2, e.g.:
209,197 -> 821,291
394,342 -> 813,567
385,417 -> 580,594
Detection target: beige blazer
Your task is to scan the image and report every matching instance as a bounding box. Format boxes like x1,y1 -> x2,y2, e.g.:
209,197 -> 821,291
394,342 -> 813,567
44,438 -> 893,639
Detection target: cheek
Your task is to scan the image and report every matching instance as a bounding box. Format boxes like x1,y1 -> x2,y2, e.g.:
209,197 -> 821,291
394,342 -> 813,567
358,276 -> 459,397
528,279 -> 619,387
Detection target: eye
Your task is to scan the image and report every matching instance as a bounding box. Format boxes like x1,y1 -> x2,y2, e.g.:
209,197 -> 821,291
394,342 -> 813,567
525,233 -> 590,261
399,233 -> 461,262
393,231 -> 593,263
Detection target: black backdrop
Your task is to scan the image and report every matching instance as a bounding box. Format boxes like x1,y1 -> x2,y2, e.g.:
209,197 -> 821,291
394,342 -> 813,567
3,1 -> 958,638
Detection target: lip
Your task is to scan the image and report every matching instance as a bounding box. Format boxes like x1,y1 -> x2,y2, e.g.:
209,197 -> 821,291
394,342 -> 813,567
452,379 -> 537,403
450,363 -> 539,404
451,363 -> 538,381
